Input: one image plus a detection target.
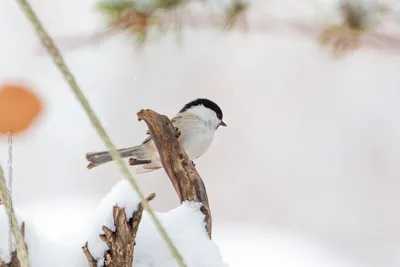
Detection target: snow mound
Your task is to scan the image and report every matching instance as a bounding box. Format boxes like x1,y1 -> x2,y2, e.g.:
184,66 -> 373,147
1,180 -> 228,267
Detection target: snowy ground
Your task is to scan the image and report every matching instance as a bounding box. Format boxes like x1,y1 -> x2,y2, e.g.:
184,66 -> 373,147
2,193 -> 363,267
1,0 -> 400,266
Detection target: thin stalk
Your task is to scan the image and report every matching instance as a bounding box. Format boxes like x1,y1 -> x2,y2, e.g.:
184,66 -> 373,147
0,166 -> 29,267
13,1 -> 187,266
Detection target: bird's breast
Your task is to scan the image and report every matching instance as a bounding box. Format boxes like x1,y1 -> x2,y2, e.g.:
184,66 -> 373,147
180,127 -> 214,160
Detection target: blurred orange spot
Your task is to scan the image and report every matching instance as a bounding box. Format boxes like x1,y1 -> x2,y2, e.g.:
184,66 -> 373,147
0,83 -> 42,135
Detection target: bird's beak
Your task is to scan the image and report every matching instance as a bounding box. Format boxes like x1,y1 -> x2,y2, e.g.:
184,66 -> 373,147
219,121 -> 227,127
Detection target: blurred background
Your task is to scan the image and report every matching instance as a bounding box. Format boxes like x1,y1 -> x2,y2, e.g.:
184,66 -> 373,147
1,0 -> 400,266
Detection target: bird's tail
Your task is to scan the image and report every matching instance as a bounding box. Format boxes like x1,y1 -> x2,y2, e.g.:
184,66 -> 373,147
85,146 -> 144,170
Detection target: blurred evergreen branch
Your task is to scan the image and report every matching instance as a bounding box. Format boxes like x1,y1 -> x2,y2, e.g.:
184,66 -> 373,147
96,1 -> 155,45
154,0 -> 184,10
96,1 -> 138,24
319,0 -> 392,57
39,0 -> 400,57
223,1 -> 249,30
12,0 -> 187,266
95,0 -> 186,45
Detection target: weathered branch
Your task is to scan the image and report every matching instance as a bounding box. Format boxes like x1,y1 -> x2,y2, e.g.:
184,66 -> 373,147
0,223 -> 26,267
83,193 -> 156,267
137,109 -> 212,238
82,243 -> 98,267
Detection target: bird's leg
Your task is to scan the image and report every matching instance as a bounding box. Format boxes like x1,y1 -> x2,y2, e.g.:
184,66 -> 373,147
174,127 -> 181,138
129,158 -> 152,166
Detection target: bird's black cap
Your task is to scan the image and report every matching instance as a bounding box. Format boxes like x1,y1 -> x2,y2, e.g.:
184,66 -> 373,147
179,98 -> 224,120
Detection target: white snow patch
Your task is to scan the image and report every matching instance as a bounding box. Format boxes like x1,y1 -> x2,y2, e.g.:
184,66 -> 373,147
1,180 -> 227,267
85,179 -> 228,267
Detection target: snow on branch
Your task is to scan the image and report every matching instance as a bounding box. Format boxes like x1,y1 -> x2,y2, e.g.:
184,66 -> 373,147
81,109 -> 216,266
83,193 -> 156,267
0,110 -> 222,267
84,180 -> 226,267
137,109 -> 212,238
0,180 -> 227,267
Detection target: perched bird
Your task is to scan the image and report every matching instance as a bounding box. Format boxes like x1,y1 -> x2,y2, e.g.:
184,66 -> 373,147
85,98 -> 227,174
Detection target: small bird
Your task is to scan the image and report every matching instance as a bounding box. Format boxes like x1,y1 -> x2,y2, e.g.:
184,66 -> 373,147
85,98 -> 227,174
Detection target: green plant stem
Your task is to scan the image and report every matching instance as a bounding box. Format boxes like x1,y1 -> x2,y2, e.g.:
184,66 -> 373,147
0,167 -> 30,267
13,1 -> 187,266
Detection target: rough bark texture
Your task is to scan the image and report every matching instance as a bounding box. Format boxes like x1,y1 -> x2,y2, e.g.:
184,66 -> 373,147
137,109 -> 212,238
83,193 -> 155,267
0,223 -> 26,267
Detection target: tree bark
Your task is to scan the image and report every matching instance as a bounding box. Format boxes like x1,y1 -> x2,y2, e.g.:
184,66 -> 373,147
83,193 -> 155,267
137,109 -> 212,238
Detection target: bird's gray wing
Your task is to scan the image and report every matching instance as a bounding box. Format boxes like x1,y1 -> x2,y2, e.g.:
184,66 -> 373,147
171,113 -> 204,133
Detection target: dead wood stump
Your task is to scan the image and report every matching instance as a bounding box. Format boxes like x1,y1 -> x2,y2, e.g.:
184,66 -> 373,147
83,193 -> 155,267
